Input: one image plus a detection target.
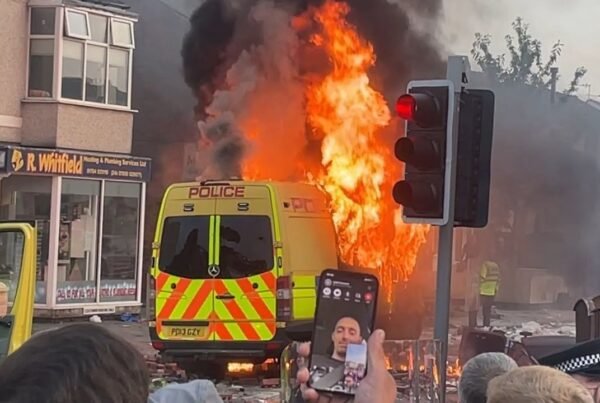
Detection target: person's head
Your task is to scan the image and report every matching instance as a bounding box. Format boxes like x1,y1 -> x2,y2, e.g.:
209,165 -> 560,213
487,365 -> 594,403
0,323 -> 149,403
331,316 -> 362,359
458,352 -> 518,403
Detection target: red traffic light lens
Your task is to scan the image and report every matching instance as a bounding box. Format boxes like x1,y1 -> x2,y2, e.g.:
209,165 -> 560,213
393,181 -> 413,207
396,95 -> 416,121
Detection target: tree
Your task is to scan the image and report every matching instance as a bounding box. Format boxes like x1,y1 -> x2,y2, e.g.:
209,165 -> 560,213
471,17 -> 587,96
469,18 -> 600,292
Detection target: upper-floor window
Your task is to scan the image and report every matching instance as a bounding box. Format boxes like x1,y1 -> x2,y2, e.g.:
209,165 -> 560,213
27,6 -> 135,109
29,8 -> 56,98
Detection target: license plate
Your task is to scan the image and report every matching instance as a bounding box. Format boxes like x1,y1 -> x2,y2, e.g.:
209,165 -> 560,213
166,326 -> 209,339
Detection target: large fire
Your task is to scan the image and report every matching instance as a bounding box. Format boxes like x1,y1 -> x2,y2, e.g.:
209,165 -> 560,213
237,0 -> 430,300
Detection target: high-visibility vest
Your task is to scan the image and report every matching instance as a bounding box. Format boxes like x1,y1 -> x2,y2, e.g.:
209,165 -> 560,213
479,261 -> 500,296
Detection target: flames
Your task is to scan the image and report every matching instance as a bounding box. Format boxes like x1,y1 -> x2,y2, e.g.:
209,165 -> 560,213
302,0 -> 429,299
207,0 -> 430,299
384,357 -> 462,379
305,1 -> 391,268
227,362 -> 254,373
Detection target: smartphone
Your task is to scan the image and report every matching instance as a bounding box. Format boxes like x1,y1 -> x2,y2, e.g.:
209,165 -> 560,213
308,269 -> 379,396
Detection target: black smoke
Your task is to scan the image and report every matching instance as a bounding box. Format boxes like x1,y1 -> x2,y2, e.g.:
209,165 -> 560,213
181,0 -> 445,119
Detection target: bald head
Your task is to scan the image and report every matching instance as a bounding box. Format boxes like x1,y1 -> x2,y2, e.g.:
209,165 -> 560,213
331,317 -> 362,361
487,366 -> 594,403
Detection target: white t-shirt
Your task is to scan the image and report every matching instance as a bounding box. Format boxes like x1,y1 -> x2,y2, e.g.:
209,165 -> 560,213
148,380 -> 223,403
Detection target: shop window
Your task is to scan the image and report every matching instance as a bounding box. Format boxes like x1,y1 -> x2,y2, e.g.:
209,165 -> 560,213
57,179 -> 100,304
61,40 -> 84,100
218,216 -> 273,279
159,217 -> 211,279
0,176 -> 52,305
99,182 -> 141,302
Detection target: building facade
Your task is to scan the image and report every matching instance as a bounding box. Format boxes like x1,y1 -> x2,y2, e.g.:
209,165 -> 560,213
0,0 -> 151,317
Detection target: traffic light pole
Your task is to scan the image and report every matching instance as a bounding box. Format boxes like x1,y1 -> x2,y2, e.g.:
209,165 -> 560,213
434,56 -> 470,401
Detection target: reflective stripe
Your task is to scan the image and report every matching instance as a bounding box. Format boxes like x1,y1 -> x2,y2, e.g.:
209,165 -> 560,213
292,275 -> 317,319
236,277 -> 275,319
266,184 -> 283,276
213,278 -> 276,341
209,215 -> 216,265
261,271 -> 276,290
214,215 -> 221,266
156,272 -> 169,291
183,281 -> 212,319
159,278 -> 191,319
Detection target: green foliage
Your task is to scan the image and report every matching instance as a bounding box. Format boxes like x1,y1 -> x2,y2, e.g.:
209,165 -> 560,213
471,17 -> 586,95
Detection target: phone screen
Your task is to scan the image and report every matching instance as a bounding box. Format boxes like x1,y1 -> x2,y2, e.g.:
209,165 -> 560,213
308,269 -> 379,396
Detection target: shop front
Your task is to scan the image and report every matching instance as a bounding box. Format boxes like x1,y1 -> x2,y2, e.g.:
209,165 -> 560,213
0,145 -> 151,317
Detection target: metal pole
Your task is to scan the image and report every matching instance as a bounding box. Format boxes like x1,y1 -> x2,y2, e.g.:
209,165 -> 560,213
434,56 -> 468,401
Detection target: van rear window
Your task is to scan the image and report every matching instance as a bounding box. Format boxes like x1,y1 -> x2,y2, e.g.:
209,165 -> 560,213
159,216 -> 211,279
218,215 -> 274,279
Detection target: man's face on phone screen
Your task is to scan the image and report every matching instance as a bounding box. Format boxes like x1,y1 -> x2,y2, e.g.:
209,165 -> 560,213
331,316 -> 362,361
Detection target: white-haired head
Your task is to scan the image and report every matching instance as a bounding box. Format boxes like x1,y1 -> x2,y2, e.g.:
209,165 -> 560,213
458,352 -> 518,403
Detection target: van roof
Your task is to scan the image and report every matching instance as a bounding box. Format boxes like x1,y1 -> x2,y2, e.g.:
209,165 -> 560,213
169,180 -> 318,188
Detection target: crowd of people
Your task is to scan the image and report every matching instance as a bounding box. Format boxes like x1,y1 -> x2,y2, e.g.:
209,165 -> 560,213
2,323 -> 600,402
298,329 -> 600,403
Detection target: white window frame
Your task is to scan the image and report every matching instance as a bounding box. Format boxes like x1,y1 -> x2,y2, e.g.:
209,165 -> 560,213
110,18 -> 135,49
26,6 -> 59,99
64,9 -> 91,40
26,5 -> 135,110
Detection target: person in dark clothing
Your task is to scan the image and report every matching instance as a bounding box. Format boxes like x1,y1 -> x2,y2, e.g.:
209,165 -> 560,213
168,229 -> 206,278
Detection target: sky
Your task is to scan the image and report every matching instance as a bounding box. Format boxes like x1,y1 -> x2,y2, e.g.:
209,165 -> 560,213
439,0 -> 600,101
158,0 -> 600,101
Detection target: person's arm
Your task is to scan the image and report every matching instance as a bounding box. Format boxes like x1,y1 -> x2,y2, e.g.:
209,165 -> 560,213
480,263 -> 487,281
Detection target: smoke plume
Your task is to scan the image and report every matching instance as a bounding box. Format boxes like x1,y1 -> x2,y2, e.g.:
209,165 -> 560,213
181,0 -> 445,180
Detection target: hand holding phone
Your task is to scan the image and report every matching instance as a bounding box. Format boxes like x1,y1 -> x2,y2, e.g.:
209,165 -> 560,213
296,329 -> 397,403
307,269 -> 379,396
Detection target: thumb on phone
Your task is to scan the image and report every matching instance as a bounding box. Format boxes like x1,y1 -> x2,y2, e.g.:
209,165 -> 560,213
366,329 -> 386,373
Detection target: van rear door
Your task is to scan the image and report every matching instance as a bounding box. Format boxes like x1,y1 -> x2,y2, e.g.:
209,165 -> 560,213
0,223 -> 36,360
212,184 -> 277,342
155,192 -> 216,342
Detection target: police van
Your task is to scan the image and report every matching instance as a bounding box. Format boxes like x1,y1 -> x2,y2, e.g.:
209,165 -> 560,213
148,180 -> 339,370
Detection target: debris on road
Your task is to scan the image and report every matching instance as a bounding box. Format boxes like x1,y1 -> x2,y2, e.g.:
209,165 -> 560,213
89,315 -> 102,323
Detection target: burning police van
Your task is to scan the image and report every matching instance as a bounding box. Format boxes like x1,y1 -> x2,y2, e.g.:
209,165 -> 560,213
148,180 -> 339,374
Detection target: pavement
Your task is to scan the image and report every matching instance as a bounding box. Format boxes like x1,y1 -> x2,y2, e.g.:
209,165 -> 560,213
33,317 -> 156,357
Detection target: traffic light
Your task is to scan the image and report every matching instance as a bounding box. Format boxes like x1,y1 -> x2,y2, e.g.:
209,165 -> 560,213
393,80 -> 455,225
454,89 -> 495,227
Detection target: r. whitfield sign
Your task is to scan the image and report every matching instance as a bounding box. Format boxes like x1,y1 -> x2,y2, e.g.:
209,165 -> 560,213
3,146 -> 151,182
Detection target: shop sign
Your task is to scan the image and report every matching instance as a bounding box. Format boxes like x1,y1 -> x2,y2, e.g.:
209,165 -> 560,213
56,280 -> 137,304
100,280 -> 137,302
56,281 -> 96,304
2,146 -> 151,182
